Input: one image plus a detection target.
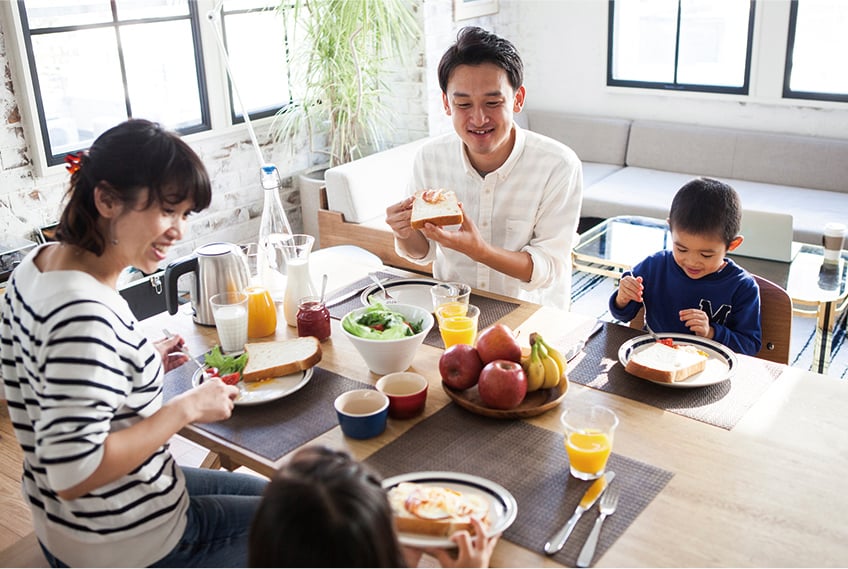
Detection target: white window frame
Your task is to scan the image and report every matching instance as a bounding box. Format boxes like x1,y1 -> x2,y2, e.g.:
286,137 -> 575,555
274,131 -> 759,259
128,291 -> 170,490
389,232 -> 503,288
0,0 -> 285,177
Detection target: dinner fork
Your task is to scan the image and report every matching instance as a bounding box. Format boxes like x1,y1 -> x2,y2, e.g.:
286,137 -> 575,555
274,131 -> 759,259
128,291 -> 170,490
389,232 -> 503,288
369,273 -> 397,304
576,485 -> 620,567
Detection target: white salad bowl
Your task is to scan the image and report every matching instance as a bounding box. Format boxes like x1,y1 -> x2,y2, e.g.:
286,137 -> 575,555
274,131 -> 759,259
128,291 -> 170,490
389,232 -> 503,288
341,303 -> 434,375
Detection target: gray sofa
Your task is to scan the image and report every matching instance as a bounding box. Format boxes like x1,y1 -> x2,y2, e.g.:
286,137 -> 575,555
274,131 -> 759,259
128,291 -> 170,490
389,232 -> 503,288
315,110 -> 848,269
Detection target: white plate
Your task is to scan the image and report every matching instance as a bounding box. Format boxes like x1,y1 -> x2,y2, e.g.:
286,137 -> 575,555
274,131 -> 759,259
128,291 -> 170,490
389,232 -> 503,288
381,471 -> 518,548
360,278 -> 440,311
191,367 -> 313,406
618,333 -> 738,388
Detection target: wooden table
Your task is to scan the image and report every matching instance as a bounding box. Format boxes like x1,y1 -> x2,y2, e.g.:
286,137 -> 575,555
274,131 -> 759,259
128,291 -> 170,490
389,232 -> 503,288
139,268 -> 848,567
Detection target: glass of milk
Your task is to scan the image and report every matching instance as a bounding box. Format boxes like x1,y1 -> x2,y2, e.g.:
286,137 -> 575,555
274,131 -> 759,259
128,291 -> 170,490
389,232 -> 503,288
209,292 -> 248,353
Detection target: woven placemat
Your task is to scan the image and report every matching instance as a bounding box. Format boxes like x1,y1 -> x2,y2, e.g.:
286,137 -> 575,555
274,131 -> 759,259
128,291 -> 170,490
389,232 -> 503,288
423,293 -> 520,348
163,363 -> 370,462
326,270 -> 398,319
365,404 -> 672,567
558,322 -> 784,430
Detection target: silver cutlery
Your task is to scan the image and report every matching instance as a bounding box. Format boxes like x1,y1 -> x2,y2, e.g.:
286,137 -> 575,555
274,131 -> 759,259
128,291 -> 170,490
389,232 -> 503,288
544,471 -> 615,555
576,484 -> 620,567
637,276 -> 660,341
369,273 -> 397,304
162,328 -> 206,378
564,320 -> 604,362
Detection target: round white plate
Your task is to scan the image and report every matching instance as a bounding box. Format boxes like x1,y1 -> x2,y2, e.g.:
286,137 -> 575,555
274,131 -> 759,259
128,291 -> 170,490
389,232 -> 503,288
360,278 -> 440,310
191,367 -> 313,406
618,333 -> 738,388
381,471 -> 518,548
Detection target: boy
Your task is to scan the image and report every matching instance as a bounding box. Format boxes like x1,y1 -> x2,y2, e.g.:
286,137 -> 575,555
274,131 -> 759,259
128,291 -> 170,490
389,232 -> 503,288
609,177 -> 762,355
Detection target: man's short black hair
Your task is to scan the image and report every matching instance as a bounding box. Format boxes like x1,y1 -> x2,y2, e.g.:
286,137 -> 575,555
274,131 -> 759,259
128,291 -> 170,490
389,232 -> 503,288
668,177 -> 742,246
437,26 -> 524,93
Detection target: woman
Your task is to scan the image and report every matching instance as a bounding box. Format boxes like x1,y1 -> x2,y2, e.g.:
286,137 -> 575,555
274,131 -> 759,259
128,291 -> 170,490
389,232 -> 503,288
249,446 -> 498,568
0,119 -> 266,567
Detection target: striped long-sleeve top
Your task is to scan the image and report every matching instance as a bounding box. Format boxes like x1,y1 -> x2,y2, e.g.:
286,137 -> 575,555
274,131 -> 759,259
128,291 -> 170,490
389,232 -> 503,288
0,245 -> 187,567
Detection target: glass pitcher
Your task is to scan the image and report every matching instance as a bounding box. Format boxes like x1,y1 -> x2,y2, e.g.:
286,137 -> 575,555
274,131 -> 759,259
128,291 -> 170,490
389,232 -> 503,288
281,234 -> 316,327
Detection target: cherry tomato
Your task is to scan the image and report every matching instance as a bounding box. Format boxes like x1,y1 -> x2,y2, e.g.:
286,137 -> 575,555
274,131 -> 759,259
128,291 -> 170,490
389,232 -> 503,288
658,338 -> 674,347
220,372 -> 240,386
205,367 -> 220,377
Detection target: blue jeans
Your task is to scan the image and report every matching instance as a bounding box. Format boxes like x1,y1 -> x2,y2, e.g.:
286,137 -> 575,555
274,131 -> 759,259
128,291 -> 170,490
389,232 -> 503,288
40,466 -> 267,568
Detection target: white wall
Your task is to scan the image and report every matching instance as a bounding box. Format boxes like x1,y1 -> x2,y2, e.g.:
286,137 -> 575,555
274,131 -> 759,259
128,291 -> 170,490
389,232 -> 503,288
516,0 -> 848,139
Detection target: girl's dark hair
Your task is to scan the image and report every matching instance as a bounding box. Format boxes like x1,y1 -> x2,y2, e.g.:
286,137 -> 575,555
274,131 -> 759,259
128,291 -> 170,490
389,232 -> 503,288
55,119 -> 211,255
438,26 -> 524,93
668,177 -> 742,246
249,446 -> 406,568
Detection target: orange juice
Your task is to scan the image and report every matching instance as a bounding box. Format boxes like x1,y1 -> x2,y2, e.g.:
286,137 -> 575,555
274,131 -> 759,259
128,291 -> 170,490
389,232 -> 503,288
435,301 -> 467,322
439,316 -> 477,348
565,429 -> 612,476
245,286 -> 277,338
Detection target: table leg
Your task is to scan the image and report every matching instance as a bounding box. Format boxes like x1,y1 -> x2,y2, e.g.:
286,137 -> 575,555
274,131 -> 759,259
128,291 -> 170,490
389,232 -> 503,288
811,300 -> 837,374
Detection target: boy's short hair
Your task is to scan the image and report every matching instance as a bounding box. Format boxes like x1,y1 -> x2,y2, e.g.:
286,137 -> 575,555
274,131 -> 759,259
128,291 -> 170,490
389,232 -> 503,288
437,26 -> 524,93
668,177 -> 742,245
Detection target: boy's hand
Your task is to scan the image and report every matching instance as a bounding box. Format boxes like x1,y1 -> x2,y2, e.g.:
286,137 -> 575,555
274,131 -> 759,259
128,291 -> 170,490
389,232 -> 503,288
680,308 -> 714,339
615,275 -> 644,308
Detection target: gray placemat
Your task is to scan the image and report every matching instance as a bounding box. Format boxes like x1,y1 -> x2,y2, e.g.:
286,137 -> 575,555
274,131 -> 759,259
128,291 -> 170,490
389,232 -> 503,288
163,363 -> 371,462
365,404 -> 673,567
424,293 -> 521,348
326,270 -> 398,319
559,322 -> 783,430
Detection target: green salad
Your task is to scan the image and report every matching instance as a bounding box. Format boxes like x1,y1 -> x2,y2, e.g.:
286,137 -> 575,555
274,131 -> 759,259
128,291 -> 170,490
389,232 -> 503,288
342,303 -> 424,340
204,345 -> 248,374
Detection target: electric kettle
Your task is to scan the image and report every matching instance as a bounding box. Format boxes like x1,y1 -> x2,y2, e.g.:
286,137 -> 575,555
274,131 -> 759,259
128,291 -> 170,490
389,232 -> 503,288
164,242 -> 250,325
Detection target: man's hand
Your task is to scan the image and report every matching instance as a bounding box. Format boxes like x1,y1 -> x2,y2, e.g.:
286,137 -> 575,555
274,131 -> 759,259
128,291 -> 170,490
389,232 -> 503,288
386,196 -> 416,239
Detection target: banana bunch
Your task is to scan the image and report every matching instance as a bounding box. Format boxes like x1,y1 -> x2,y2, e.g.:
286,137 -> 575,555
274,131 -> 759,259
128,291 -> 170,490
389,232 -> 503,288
520,333 -> 568,391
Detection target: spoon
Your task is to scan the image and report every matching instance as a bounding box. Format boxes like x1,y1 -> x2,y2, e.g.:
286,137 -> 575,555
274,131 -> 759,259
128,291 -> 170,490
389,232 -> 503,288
320,274 -> 328,304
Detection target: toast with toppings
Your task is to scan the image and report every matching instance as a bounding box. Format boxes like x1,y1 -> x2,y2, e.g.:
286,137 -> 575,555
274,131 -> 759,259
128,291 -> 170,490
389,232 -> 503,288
625,341 -> 708,383
410,189 -> 463,230
387,482 -> 490,537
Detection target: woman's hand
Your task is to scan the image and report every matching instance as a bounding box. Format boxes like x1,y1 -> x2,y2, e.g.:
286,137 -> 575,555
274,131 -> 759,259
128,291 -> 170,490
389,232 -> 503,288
175,378 -> 239,424
154,333 -> 189,372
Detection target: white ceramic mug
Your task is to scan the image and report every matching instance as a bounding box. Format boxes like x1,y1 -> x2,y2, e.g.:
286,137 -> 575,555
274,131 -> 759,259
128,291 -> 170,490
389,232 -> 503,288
823,222 -> 846,263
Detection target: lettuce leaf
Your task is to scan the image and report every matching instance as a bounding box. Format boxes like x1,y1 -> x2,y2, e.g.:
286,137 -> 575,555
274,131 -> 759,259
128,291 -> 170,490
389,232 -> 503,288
204,345 -> 248,374
342,303 -> 423,340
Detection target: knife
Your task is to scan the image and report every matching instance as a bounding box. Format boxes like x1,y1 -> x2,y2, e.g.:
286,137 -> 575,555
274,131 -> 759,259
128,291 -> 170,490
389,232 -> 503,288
564,320 -> 605,362
325,284 -> 368,307
543,471 -> 615,556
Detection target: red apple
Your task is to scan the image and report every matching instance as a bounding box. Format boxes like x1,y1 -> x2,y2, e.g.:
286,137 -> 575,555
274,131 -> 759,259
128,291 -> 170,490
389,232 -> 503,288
475,323 -> 522,364
477,360 -> 527,410
439,344 -> 484,390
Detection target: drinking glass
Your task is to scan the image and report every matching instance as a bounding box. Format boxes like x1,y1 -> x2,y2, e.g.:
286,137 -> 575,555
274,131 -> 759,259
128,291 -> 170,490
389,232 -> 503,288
430,282 -> 471,312
244,285 -> 277,338
560,405 -> 619,480
209,292 -> 248,353
436,303 -> 479,348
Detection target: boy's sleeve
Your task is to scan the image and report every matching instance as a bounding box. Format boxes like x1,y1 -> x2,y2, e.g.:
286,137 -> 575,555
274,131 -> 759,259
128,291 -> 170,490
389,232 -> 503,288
711,276 -> 762,356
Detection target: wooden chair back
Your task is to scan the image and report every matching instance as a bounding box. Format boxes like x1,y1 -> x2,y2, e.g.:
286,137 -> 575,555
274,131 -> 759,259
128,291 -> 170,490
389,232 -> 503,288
627,274 -> 792,364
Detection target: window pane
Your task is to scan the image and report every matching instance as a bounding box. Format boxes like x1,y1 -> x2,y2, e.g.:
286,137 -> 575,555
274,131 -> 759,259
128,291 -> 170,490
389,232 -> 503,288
789,0 -> 848,94
611,0 -> 678,83
31,28 -> 126,154
122,21 -> 202,129
115,0 -> 189,20
24,0 -> 112,29
223,8 -> 290,117
677,0 -> 750,87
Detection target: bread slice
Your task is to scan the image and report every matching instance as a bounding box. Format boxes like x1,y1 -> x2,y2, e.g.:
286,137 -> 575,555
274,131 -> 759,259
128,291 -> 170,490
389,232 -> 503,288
241,337 -> 322,383
410,189 -> 463,230
625,342 -> 708,383
387,482 -> 490,537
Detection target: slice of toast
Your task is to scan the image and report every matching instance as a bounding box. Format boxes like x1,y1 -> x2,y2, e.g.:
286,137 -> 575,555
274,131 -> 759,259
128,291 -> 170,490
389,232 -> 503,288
410,189 -> 463,230
624,342 -> 708,383
387,482 -> 490,537
241,337 -> 322,383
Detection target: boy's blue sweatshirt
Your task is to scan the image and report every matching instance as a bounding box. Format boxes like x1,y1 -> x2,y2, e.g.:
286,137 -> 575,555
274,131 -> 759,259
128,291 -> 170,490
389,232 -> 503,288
608,250 -> 762,355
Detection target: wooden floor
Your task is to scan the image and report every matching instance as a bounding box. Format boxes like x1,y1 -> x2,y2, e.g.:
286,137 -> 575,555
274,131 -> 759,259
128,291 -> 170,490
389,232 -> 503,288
0,402 -> 252,567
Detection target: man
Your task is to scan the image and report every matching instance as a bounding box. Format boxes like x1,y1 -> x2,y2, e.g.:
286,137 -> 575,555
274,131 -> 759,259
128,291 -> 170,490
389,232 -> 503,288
386,26 -> 583,309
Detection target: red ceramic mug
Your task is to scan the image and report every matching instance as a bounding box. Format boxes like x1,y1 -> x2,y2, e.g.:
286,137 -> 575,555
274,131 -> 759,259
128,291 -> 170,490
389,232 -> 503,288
376,372 -> 428,420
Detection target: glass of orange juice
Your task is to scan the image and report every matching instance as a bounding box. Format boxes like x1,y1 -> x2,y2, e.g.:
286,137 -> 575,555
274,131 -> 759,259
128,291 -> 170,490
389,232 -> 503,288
436,303 -> 479,348
244,285 -> 277,338
560,405 -> 619,480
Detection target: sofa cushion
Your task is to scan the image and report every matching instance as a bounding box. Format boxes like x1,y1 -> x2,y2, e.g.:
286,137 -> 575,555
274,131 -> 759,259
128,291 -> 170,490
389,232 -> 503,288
581,166 -> 848,244
324,138 -> 429,223
525,110 -> 631,166
627,120 -> 848,194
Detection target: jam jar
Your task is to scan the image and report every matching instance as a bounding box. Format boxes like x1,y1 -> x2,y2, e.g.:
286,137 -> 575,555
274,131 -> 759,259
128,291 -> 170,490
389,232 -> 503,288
296,296 -> 331,341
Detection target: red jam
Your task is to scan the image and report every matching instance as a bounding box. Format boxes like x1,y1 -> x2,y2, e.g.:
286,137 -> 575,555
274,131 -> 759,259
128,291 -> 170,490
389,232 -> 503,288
296,297 -> 331,341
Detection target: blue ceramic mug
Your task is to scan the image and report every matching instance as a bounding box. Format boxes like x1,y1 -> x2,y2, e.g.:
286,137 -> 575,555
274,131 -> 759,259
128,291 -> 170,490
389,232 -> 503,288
334,389 -> 389,439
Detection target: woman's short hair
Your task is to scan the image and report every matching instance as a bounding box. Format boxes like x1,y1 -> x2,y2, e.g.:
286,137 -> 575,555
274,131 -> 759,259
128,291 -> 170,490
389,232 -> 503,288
249,446 -> 406,568
55,118 -> 211,255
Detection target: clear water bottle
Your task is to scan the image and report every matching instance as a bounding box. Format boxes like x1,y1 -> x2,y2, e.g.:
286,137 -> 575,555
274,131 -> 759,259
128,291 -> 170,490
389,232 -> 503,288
257,164 -> 293,302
